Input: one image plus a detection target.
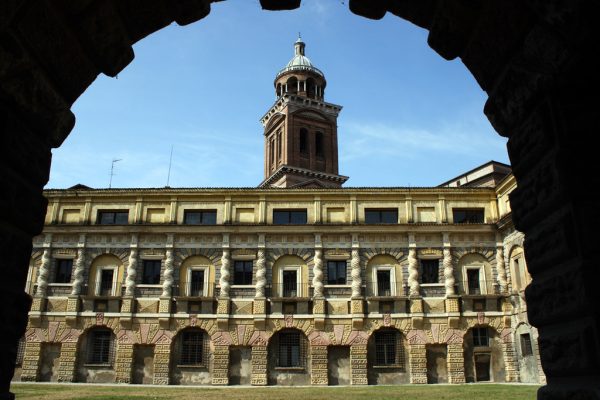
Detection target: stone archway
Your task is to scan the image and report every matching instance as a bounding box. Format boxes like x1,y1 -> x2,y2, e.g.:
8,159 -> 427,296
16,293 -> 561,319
1,1 -> 599,399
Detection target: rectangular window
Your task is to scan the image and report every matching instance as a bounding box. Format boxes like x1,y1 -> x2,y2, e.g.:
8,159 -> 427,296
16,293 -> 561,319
452,208 -> 484,223
273,209 -> 307,225
376,270 -> 392,296
300,129 -> 308,154
97,210 -> 129,225
365,208 -> 398,224
142,260 -> 161,284
374,331 -> 404,369
282,270 -> 298,297
327,261 -> 347,284
99,269 -> 114,296
472,327 -> 489,347
520,333 -> 533,356
421,259 -> 439,284
467,269 -> 481,294
87,330 -> 113,365
54,259 -> 73,283
315,131 -> 324,157
189,270 -> 205,297
183,210 -> 217,225
181,331 -> 204,366
233,260 -> 253,285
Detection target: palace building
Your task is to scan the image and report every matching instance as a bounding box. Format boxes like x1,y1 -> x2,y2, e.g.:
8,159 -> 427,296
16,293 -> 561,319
15,39 -> 544,386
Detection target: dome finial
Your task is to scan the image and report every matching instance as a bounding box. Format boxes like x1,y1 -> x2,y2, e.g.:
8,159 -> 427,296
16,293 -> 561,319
294,34 -> 305,56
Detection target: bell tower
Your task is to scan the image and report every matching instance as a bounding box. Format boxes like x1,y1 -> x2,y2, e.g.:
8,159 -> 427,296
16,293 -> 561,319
259,37 -> 348,188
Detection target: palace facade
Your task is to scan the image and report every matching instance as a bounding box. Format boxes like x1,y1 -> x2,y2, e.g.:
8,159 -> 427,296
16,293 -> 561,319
15,39 -> 543,386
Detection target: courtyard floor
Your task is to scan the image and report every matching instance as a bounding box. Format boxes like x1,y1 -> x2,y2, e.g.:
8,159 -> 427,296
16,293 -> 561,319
12,383 -> 539,400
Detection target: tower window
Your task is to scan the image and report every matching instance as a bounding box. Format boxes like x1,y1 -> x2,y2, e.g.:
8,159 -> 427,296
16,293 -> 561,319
277,130 -> 282,161
315,131 -> 324,157
300,129 -> 308,154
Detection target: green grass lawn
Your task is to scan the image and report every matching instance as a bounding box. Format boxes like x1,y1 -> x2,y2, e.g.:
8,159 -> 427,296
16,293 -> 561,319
12,383 -> 539,400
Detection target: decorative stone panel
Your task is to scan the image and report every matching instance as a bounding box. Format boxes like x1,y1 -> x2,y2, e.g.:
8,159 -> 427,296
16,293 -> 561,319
447,343 -> 465,383
350,344 -> 368,385
56,341 -> 77,382
212,345 -> 229,385
251,345 -> 268,385
19,342 -> 41,381
115,343 -> 134,383
152,343 -> 171,385
310,345 -> 328,385
409,343 -> 427,384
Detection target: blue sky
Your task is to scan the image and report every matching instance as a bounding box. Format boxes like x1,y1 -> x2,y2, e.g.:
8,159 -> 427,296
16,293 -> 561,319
46,0 -> 509,189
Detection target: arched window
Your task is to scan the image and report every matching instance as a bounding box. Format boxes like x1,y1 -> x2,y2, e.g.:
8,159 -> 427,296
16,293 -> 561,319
299,128 -> 308,154
315,131 -> 324,157
287,77 -> 298,94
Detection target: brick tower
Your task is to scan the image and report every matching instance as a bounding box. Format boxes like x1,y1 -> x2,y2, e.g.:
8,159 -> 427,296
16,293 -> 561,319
259,37 -> 348,188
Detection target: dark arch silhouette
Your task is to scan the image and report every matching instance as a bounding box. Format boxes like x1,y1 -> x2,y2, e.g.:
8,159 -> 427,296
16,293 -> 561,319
1,1 -> 598,399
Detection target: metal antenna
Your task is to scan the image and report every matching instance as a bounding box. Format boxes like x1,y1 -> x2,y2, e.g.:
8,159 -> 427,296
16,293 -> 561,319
166,145 -> 174,187
109,158 -> 122,188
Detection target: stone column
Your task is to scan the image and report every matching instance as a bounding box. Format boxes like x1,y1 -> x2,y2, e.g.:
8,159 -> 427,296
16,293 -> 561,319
161,248 -> 174,298
312,248 -> 324,298
124,247 -> 137,297
220,248 -> 231,299
212,345 -> 229,385
350,344 -> 368,385
409,343 -> 427,384
114,342 -> 134,383
408,247 -> 419,297
443,246 -> 455,296
34,248 -> 51,298
255,247 -> 266,298
350,248 -> 361,299
495,239 -> 508,294
251,345 -> 268,386
310,345 -> 328,385
70,247 -> 85,296
152,342 -> 171,385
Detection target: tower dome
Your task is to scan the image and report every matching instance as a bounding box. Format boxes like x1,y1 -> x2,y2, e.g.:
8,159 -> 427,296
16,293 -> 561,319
274,37 -> 327,100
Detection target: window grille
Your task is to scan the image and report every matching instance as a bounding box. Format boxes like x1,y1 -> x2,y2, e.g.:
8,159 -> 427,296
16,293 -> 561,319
520,333 -> 533,356
374,330 -> 405,370
87,329 -> 115,365
15,337 -> 25,366
472,327 -> 489,347
277,330 -> 307,368
180,330 -> 208,366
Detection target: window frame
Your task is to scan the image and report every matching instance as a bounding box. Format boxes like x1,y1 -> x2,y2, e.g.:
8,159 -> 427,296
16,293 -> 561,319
54,258 -> 73,284
97,210 -> 129,225
372,266 -> 396,296
464,264 -> 487,295
141,259 -> 162,285
472,327 -> 490,347
520,333 -> 533,356
277,330 -> 306,368
452,208 -> 485,224
420,259 -> 440,284
373,330 -> 405,369
95,267 -> 117,296
364,208 -> 398,224
326,260 -> 347,285
186,266 -> 209,297
279,266 -> 301,297
272,209 -> 307,225
183,209 -> 217,225
233,260 -> 253,286
179,330 -> 207,366
86,329 -> 114,366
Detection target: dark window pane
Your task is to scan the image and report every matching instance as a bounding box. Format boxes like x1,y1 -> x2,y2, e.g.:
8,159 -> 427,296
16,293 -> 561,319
99,212 -> 114,224
99,269 -> 114,296
521,333 -> 533,356
282,270 -> 297,297
421,260 -> 439,284
453,208 -> 484,223
142,260 -> 161,284
273,209 -> 307,225
181,331 -> 204,365
315,131 -> 324,157
184,210 -> 217,225
278,331 -> 302,367
234,260 -> 253,285
55,259 -> 73,283
365,209 -> 397,224
377,270 -> 391,296
98,211 -> 129,225
88,330 -> 112,365
190,270 -> 205,296
473,327 -> 489,347
114,212 -> 128,224
467,269 -> 481,294
300,129 -> 308,154
327,261 -> 346,284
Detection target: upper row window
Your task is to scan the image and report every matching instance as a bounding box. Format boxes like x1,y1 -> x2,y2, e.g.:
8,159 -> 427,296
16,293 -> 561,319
453,208 -> 484,223
273,209 -> 307,225
184,210 -> 217,225
365,209 -> 398,224
97,211 -> 129,225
